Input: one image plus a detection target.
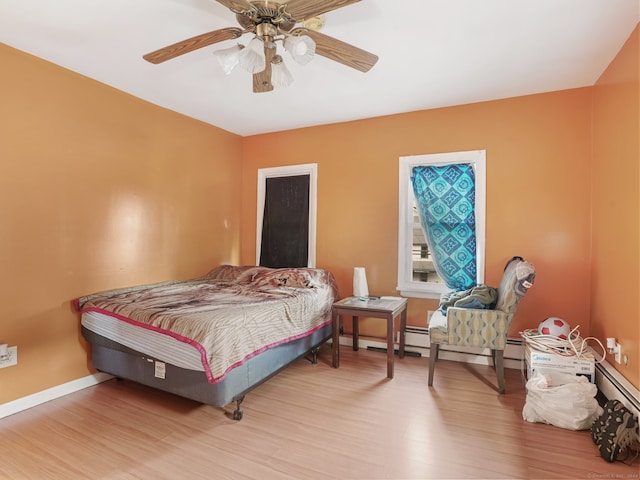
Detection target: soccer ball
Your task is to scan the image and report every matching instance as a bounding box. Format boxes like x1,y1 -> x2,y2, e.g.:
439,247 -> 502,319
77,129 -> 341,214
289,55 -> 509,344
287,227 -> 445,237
538,317 -> 571,340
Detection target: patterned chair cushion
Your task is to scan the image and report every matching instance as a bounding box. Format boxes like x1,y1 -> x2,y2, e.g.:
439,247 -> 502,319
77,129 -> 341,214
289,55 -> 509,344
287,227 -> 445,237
446,308 -> 512,348
428,310 -> 449,343
429,257 -> 535,348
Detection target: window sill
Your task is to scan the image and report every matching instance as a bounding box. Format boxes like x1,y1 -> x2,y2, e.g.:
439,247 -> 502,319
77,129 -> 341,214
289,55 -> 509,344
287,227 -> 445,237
397,287 -> 448,300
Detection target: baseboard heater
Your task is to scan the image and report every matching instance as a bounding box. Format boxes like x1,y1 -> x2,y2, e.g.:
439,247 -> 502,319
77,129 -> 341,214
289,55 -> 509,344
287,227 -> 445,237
592,354 -> 640,420
366,346 -> 421,357
401,326 -> 523,365
345,328 -> 639,420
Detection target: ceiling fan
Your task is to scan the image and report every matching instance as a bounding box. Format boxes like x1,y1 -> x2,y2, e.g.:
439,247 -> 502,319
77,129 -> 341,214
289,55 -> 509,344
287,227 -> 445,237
143,0 -> 379,93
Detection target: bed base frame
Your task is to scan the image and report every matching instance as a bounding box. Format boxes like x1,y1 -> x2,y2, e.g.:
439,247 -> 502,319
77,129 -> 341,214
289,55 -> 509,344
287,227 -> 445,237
81,324 -> 331,420
228,343 -> 323,420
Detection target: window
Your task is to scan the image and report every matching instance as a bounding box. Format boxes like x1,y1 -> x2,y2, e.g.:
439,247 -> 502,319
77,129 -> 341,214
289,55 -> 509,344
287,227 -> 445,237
257,164 -> 317,267
397,150 -> 486,299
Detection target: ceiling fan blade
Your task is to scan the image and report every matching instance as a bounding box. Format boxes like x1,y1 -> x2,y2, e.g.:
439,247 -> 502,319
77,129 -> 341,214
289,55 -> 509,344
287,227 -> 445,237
253,45 -> 276,93
294,29 -> 378,72
213,0 -> 254,13
284,0 -> 361,21
143,27 -> 243,64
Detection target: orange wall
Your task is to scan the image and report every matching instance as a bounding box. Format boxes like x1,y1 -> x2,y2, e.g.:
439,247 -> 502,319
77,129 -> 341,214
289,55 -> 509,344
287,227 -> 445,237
2,24 -> 638,406
591,25 -> 639,386
241,89 -> 594,341
0,44 -> 243,404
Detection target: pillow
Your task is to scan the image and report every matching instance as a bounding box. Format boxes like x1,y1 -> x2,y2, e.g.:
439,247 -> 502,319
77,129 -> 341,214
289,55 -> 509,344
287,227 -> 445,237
250,268 -> 316,289
234,267 -> 269,285
205,265 -> 254,282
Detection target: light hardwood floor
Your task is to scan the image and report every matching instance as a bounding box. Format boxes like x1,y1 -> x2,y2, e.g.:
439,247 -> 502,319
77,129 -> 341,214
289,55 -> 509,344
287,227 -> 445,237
1,344 -> 638,479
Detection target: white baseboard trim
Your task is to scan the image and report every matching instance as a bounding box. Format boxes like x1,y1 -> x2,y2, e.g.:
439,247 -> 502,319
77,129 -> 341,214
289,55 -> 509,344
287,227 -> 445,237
338,334 -> 523,370
0,372 -> 113,419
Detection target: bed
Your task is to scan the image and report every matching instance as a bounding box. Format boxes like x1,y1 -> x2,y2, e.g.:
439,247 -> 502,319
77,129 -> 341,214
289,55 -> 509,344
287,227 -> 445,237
75,265 -> 338,420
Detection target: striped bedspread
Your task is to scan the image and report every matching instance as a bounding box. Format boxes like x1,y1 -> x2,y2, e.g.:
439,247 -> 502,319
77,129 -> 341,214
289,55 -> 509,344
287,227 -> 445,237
75,266 -> 338,383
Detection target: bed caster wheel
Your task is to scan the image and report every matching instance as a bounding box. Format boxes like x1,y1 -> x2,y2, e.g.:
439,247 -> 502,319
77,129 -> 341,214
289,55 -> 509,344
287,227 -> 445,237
232,396 -> 244,421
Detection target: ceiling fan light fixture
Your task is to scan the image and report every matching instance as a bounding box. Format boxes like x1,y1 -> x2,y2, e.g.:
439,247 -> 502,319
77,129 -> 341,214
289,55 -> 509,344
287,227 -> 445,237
271,55 -> 294,88
238,37 -> 266,73
284,35 -> 316,65
143,2 -> 379,94
213,44 -> 244,75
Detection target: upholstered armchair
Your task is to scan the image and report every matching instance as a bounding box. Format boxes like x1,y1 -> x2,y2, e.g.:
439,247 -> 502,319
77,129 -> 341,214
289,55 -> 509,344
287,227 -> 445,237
428,256 -> 535,393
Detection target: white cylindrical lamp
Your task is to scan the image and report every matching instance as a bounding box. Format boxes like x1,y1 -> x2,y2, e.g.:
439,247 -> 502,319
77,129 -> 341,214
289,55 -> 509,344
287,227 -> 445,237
353,267 -> 369,299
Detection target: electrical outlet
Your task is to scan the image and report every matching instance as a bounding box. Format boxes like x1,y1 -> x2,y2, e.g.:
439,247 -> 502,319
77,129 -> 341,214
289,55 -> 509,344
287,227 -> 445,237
0,346 -> 17,368
615,343 -> 622,364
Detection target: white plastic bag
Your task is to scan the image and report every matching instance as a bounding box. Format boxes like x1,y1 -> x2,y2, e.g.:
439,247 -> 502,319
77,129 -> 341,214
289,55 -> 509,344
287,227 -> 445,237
523,369 -> 603,430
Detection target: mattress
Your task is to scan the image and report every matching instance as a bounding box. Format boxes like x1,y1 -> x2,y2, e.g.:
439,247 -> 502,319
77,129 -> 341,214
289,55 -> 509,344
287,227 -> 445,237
75,265 -> 338,384
81,310 -> 204,371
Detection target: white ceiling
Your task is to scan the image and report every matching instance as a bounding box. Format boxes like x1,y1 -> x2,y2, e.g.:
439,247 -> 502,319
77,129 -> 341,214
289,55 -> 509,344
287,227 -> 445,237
1,0 -> 638,136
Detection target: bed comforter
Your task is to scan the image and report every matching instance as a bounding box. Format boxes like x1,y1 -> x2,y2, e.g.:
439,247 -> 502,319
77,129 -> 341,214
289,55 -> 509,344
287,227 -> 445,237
75,265 -> 338,384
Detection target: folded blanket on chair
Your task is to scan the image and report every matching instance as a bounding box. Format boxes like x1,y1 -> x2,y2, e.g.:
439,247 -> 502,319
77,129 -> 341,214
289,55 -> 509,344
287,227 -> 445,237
439,284 -> 498,313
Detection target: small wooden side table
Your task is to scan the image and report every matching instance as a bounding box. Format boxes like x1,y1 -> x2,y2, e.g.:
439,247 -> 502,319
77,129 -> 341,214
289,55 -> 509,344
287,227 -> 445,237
331,296 -> 408,379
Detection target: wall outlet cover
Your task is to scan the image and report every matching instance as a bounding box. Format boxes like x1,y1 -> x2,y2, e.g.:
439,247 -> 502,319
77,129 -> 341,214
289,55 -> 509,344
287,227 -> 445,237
0,345 -> 17,368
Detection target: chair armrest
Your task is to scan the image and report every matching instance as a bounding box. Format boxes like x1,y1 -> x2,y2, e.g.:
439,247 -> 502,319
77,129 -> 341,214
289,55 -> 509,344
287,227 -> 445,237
446,307 -> 513,349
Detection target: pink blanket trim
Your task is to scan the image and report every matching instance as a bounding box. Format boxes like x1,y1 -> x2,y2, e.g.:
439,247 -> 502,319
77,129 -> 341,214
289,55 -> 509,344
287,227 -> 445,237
78,304 -> 331,384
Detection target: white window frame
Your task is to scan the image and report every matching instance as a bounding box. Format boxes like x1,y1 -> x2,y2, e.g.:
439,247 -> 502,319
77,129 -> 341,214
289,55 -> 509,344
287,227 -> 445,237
397,150 -> 486,299
256,163 -> 318,267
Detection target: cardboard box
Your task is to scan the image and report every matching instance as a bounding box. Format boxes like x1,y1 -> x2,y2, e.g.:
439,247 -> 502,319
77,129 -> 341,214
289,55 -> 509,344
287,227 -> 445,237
524,343 -> 595,383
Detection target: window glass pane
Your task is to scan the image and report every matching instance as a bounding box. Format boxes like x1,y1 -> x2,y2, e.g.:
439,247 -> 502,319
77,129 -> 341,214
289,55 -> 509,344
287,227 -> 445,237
256,164 -> 318,268
260,175 -> 310,268
411,201 -> 443,284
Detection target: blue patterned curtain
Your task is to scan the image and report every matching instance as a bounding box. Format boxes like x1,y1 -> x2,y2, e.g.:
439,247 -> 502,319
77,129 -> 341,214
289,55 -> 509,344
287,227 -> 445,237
411,164 -> 477,291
